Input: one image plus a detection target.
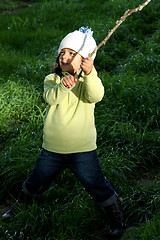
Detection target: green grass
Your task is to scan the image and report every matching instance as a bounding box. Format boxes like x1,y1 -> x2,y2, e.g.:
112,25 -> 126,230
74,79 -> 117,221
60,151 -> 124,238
123,211 -> 160,240
0,0 -> 160,239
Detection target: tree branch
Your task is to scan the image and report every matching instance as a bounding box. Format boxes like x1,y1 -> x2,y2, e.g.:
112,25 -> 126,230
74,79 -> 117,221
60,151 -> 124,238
90,0 -> 152,57
74,0 -> 152,79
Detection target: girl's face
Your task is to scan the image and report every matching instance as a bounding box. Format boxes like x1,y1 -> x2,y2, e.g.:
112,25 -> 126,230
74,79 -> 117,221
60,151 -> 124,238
59,48 -> 82,75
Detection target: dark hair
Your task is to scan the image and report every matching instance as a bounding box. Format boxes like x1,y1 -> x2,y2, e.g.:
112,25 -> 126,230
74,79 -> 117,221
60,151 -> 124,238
52,55 -> 63,77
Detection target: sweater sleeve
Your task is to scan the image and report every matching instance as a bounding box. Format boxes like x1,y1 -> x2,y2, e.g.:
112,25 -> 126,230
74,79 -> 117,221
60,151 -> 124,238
43,73 -> 70,105
83,67 -> 104,103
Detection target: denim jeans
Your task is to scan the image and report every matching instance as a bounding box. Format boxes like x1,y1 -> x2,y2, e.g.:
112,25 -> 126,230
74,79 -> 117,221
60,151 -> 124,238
23,149 -> 117,207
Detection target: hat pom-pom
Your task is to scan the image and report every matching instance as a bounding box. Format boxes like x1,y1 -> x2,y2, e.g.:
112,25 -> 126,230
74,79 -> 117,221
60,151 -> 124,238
79,26 -> 93,36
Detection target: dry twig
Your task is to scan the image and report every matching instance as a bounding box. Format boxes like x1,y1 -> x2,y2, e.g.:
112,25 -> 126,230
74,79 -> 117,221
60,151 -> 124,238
90,0 -> 152,57
74,0 -> 152,78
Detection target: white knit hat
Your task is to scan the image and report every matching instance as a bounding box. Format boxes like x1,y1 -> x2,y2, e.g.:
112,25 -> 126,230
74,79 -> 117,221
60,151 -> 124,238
58,27 -> 97,60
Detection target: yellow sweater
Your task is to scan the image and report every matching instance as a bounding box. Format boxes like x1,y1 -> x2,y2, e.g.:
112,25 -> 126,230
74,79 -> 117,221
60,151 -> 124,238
42,67 -> 104,153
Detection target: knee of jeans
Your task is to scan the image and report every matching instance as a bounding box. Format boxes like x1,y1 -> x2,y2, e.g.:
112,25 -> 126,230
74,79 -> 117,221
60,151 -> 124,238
22,182 -> 44,197
80,175 -> 97,188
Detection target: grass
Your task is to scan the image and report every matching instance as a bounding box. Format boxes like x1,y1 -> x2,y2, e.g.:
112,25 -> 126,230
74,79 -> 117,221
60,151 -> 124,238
123,211 -> 160,240
0,0 -> 160,239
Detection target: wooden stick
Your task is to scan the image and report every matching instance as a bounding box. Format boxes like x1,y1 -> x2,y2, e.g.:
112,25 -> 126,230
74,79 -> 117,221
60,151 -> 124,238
74,0 -> 152,78
90,0 -> 152,57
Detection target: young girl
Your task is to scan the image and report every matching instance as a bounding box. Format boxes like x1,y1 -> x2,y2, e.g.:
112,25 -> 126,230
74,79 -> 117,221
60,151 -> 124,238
2,27 -> 125,238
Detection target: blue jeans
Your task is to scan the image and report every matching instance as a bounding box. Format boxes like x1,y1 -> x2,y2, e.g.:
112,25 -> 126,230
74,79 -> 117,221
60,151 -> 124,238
23,149 -> 117,207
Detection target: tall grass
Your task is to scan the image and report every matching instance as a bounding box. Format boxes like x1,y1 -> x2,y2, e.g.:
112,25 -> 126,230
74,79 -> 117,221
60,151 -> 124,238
0,0 -> 160,239
123,211 -> 160,240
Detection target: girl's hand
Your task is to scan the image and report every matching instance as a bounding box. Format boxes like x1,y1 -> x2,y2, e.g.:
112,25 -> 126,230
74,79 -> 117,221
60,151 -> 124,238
81,57 -> 93,75
62,75 -> 77,88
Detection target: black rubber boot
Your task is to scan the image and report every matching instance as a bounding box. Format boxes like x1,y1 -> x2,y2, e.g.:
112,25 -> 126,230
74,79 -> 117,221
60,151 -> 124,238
105,199 -> 125,239
2,207 -> 14,218
1,190 -> 31,218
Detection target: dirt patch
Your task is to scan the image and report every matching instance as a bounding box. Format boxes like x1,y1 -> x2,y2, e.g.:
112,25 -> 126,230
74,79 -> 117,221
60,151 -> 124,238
137,167 -> 160,187
0,0 -> 35,13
